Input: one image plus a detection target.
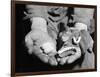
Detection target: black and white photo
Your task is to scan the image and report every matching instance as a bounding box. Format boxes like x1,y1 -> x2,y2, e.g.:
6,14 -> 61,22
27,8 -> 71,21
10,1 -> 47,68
11,1 -> 97,76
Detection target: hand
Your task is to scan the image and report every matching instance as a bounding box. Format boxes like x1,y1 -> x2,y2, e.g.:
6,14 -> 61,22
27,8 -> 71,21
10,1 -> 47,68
39,42 -> 58,66
35,49 -> 58,66
57,46 -> 81,65
25,33 -> 58,66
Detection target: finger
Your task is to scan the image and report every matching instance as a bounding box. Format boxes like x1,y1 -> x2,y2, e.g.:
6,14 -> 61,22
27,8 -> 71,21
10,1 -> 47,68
67,55 -> 78,63
37,53 -> 49,63
59,57 -> 69,65
47,51 -> 57,56
48,56 -> 58,66
57,58 -> 61,62
67,48 -> 81,64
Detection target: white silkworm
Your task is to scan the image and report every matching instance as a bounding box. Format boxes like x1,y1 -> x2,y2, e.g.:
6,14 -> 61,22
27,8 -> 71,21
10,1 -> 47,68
58,47 -> 76,54
73,36 -> 81,44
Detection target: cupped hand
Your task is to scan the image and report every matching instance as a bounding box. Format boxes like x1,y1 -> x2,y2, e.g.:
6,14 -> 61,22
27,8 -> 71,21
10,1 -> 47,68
57,46 -> 81,65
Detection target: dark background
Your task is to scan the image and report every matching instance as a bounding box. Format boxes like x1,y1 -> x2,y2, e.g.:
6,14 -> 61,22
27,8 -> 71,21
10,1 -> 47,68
15,4 -> 96,73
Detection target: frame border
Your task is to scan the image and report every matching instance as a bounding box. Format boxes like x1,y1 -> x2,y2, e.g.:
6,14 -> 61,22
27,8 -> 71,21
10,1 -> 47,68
11,0 -> 97,77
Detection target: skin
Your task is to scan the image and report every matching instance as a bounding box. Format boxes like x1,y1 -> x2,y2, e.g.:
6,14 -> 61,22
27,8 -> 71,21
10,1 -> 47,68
25,5 -> 94,67
58,47 -> 81,65
57,28 -> 82,65
25,27 -> 58,66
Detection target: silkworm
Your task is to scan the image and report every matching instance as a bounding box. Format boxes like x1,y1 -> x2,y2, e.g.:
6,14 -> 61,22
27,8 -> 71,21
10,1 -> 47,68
58,46 -> 76,54
73,36 -> 81,44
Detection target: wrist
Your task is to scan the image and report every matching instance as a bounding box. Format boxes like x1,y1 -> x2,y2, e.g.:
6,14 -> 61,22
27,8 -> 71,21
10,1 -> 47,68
31,17 -> 47,33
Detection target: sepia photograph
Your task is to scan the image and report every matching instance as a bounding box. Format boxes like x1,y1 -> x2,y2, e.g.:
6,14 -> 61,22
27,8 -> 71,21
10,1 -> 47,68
11,1 -> 97,76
